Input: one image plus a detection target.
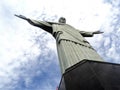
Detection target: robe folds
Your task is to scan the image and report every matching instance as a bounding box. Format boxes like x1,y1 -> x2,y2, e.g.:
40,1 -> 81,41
29,19 -> 104,74
52,24 -> 103,73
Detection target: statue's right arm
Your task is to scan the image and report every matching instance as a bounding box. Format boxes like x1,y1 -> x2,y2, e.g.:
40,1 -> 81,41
28,19 -> 53,34
28,19 -> 52,28
15,14 -> 53,34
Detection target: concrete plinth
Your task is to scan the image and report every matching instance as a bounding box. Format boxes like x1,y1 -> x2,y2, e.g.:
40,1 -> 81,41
58,60 -> 120,90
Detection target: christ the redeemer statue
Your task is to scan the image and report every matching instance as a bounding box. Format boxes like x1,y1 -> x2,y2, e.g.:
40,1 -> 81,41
15,15 -> 104,74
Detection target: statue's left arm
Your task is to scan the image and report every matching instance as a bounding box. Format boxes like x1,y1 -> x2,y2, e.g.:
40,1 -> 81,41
79,31 -> 103,37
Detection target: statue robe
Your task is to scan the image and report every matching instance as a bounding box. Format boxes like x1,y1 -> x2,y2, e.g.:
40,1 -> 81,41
29,20 -> 104,74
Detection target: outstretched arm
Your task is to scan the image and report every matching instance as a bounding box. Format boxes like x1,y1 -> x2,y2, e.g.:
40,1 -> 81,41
92,31 -> 103,34
79,30 -> 103,37
15,14 -> 52,33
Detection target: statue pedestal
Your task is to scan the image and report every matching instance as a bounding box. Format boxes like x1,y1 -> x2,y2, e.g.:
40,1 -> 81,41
58,60 -> 120,90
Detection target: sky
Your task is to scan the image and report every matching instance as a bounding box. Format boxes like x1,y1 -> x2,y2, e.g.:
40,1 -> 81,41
0,0 -> 120,90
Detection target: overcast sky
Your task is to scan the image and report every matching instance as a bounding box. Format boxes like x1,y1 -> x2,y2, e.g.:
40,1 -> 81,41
0,0 -> 120,90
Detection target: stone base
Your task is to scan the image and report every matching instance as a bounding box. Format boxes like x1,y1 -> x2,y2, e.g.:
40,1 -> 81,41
58,60 -> 120,90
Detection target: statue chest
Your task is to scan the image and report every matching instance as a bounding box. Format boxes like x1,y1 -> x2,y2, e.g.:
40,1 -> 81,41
52,24 -> 90,47
52,24 -> 85,40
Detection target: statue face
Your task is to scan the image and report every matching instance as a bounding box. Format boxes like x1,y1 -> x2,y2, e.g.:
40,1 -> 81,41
59,17 -> 66,23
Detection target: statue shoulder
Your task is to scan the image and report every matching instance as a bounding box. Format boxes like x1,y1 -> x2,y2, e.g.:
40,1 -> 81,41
47,21 -> 59,25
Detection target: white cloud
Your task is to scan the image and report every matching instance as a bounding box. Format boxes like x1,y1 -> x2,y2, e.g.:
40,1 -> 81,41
92,1 -> 120,63
0,0 -> 120,89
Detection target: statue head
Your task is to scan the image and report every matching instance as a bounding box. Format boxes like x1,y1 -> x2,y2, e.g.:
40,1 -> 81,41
58,17 -> 66,23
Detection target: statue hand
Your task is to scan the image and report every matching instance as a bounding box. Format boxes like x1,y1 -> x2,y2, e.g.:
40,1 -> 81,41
14,14 -> 29,21
93,31 -> 104,34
